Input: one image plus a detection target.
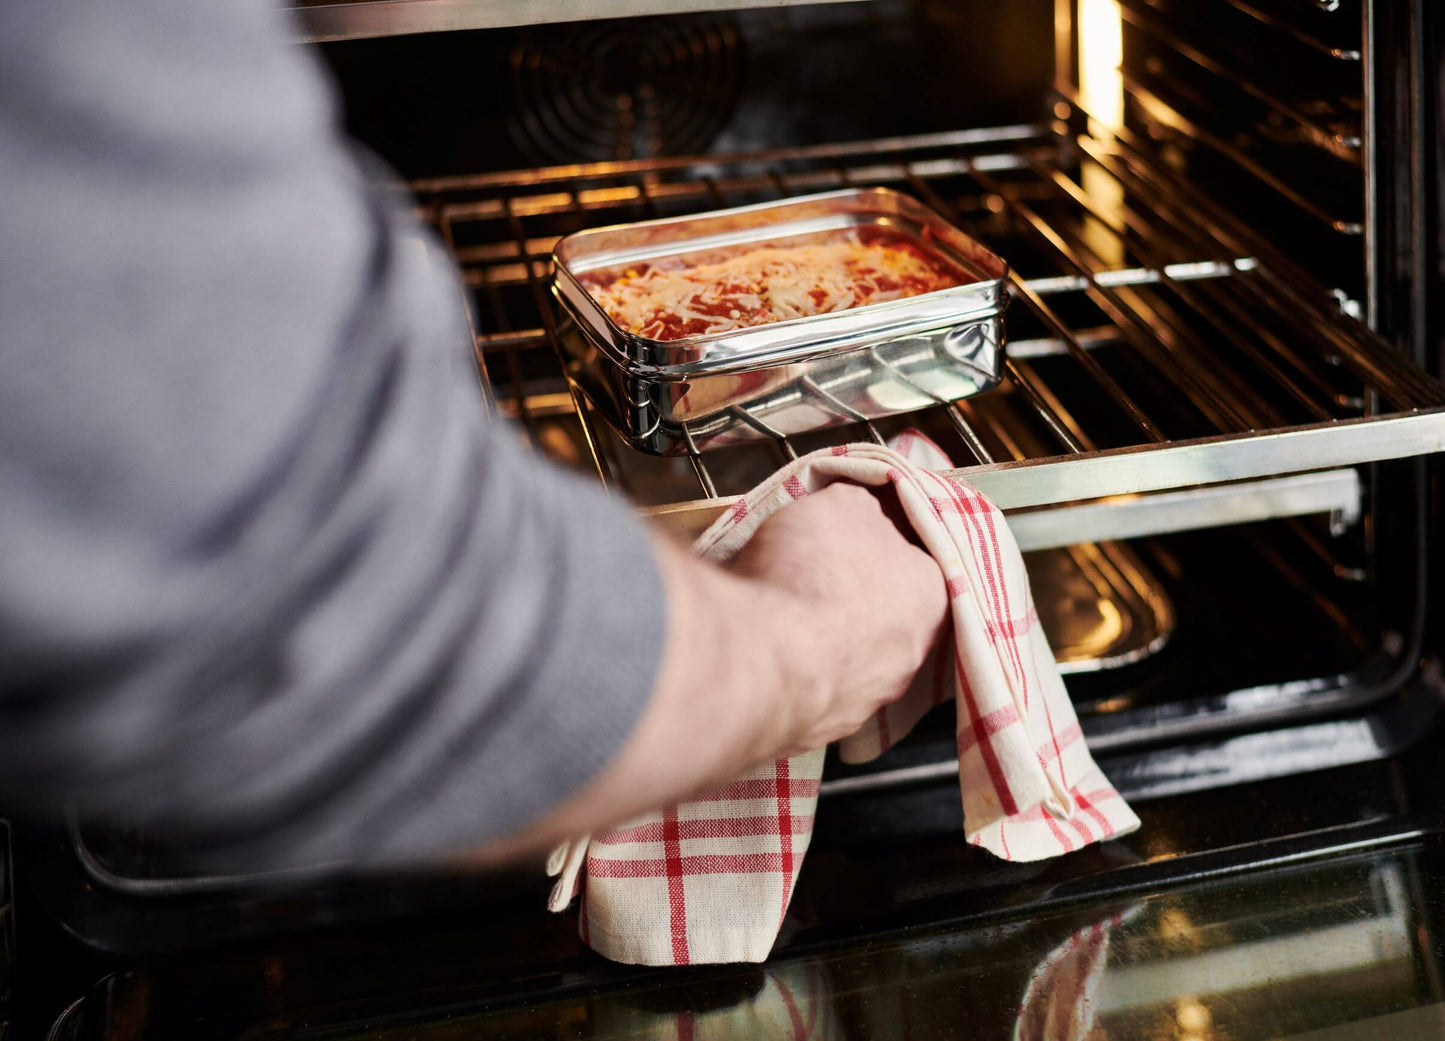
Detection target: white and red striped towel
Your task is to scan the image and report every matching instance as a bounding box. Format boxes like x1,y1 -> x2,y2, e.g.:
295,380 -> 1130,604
1014,911 -> 1127,1041
592,962 -> 839,1040
548,430 -> 1139,965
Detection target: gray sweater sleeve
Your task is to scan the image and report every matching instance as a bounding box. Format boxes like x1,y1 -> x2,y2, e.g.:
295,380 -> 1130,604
0,0 -> 663,869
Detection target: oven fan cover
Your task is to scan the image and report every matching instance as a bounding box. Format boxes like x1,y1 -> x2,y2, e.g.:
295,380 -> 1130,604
505,16 -> 743,166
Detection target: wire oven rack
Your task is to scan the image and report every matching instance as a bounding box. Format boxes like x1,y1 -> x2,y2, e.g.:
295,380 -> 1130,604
406,117 -> 1445,550
1103,0 -> 1365,238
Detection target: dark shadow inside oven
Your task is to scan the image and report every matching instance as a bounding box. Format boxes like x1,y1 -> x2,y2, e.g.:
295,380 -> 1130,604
316,0 -> 1055,176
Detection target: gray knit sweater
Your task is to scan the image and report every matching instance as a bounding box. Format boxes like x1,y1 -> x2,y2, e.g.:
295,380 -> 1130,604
0,0 -> 662,869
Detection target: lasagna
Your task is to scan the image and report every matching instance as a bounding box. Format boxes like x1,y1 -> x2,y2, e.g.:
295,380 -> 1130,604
581,227 -> 964,342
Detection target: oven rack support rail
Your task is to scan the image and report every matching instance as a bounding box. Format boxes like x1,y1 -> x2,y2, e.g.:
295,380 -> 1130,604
410,121 -> 1445,550
1052,0 -> 1369,238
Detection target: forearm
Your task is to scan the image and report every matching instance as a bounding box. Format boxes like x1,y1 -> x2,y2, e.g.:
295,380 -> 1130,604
472,482 -> 950,864
473,533 -> 828,863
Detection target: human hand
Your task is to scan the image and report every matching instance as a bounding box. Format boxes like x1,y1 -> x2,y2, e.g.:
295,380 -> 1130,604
728,482 -> 949,754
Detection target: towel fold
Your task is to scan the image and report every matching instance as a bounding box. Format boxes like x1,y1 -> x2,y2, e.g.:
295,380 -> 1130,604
549,431 -> 1139,965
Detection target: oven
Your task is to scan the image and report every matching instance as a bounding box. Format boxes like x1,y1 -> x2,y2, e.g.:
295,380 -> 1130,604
15,1 -> 1445,1037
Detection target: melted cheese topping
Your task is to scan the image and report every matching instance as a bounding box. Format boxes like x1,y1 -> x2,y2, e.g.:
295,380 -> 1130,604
581,228 -> 962,341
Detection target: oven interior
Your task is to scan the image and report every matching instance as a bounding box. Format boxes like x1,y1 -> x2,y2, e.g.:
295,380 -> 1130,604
326,0 -> 1444,795
24,0 -> 1445,956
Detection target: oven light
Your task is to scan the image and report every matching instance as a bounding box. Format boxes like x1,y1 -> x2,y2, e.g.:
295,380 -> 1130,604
1079,0 -> 1124,130
1176,996 -> 1212,1034
1078,0 -> 1126,265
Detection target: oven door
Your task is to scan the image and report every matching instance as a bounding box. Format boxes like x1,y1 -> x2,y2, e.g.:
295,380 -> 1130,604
31,739 -> 1445,1040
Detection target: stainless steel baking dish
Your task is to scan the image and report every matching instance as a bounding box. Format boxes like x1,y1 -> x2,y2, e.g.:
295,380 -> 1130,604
549,187 -> 1009,455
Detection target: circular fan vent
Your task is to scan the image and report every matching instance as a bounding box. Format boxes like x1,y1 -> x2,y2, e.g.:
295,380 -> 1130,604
505,17 -> 742,167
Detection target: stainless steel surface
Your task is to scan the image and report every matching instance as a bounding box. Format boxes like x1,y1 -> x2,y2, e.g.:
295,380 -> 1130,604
548,188 -> 1009,454
956,413 -> 1442,510
1033,541 -> 1174,672
643,417 -> 1437,539
1019,257 -> 1257,295
289,0 -> 868,42
1006,469 -> 1362,551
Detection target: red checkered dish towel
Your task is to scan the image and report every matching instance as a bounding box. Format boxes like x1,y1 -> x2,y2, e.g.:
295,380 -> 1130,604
547,430 -> 1140,965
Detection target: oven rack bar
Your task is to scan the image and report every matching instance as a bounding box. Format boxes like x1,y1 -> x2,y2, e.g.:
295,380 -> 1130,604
648,467 -> 1364,553
645,412 -> 1428,537
1209,0 -> 1360,62
1010,469 -> 1362,548
411,124 -> 1052,195
1065,100 -> 1440,408
417,122 -> 1445,548
1116,0 -> 1362,159
1092,0 -> 1366,239
1117,74 -> 1363,234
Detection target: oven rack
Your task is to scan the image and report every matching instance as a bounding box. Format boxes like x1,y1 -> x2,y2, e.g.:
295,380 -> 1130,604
1210,0 -> 1361,64
409,122 -> 1445,549
1099,0 -> 1366,238
1118,0 -> 1362,161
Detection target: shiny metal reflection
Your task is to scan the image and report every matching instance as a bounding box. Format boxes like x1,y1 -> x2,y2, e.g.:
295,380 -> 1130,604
550,188 -> 1009,455
1032,541 -> 1174,674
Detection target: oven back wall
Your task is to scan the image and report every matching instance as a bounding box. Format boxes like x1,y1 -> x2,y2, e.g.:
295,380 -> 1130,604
316,0 -> 1054,178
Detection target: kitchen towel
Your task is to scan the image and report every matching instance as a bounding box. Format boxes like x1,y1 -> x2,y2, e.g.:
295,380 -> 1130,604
592,962 -> 839,1041
1014,909 -> 1132,1041
548,430 -> 1139,965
